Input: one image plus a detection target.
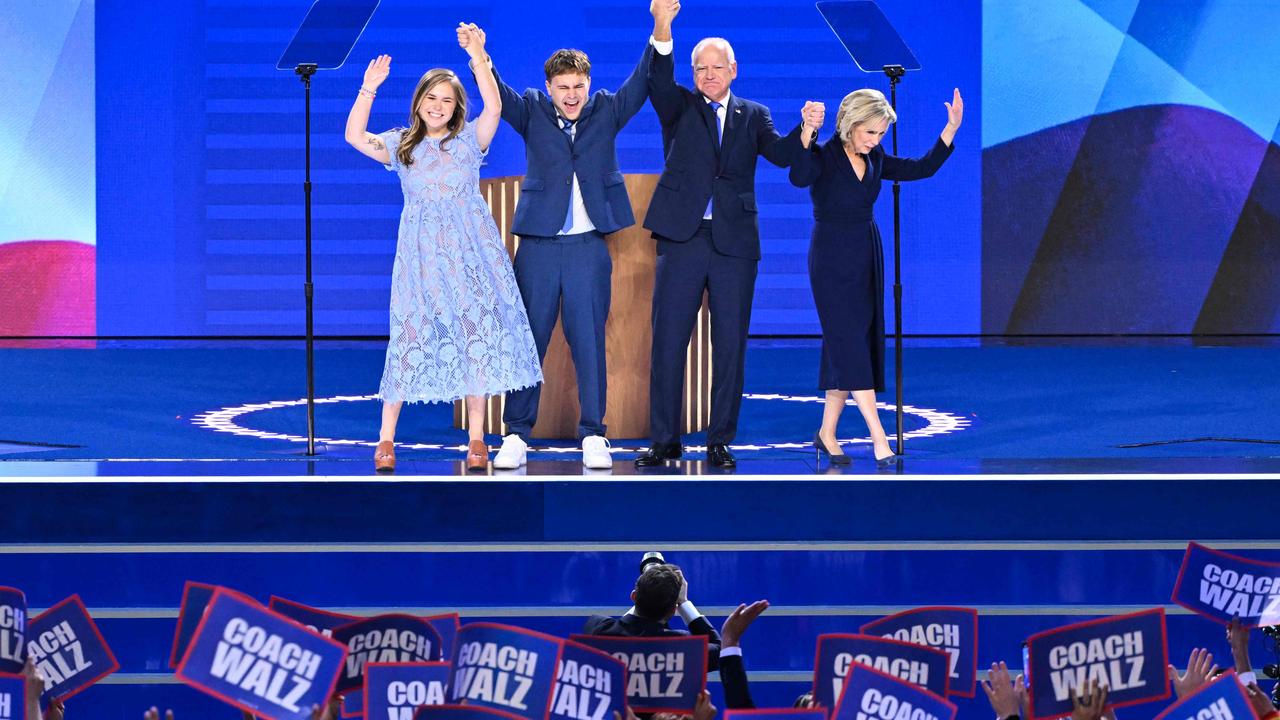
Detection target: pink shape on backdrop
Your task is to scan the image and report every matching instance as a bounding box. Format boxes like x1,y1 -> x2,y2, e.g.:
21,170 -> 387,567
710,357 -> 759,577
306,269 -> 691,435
0,240 -> 95,348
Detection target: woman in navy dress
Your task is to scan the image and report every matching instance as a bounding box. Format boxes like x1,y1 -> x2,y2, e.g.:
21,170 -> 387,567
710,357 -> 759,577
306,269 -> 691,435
790,88 -> 962,465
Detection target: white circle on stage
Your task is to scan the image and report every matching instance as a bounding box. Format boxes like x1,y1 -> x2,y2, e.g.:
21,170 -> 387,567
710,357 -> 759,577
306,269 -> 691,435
192,394 -> 971,453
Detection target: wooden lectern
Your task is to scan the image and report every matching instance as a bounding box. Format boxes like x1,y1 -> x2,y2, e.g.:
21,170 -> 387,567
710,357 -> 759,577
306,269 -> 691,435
453,174 -> 711,439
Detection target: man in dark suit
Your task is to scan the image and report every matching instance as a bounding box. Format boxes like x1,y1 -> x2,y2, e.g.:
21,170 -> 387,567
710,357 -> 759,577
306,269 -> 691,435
582,562 -> 723,671
468,17 -> 659,471
636,1 -> 819,468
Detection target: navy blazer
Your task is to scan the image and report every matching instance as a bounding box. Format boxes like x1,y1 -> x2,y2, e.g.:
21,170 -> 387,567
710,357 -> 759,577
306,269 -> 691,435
644,47 -> 804,260
488,43 -> 652,238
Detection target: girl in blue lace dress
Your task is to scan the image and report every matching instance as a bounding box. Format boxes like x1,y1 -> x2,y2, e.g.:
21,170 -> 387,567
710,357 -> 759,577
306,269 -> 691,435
344,24 -> 542,472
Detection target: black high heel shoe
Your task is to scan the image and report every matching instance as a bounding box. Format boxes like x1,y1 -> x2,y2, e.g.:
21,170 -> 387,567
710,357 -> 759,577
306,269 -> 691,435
814,431 -> 851,466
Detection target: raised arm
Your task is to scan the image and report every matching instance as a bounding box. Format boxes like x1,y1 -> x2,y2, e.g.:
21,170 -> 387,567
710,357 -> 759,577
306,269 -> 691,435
758,106 -> 805,168
647,0 -> 686,126
800,100 -> 825,150
458,23 -> 501,150
610,41 -> 655,130
344,55 -> 392,164
784,101 -> 827,182
882,87 -> 962,181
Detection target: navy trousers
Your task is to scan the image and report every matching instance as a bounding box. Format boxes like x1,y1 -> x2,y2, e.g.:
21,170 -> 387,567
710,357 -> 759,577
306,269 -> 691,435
649,221 -> 757,446
503,231 -> 611,440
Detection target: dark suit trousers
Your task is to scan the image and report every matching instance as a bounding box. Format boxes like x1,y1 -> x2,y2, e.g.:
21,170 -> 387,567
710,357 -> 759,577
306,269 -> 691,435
504,231 -> 611,440
650,221 -> 757,446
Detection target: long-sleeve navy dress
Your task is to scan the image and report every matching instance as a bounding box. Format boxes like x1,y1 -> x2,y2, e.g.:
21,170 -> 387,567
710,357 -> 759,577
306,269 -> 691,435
789,135 -> 953,392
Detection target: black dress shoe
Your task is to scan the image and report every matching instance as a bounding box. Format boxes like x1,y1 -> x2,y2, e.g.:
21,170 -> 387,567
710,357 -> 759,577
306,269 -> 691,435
635,443 -> 683,467
707,443 -> 736,468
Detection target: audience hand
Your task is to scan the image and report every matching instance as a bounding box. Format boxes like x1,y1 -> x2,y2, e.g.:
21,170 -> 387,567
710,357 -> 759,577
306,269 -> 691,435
1228,617 -> 1252,673
1169,648 -> 1217,699
1070,679 -> 1108,720
721,600 -> 769,648
981,662 -> 1025,718
1244,684 -> 1278,718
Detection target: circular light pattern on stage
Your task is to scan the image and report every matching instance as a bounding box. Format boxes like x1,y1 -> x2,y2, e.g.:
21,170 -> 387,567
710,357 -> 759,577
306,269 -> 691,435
192,393 -> 971,453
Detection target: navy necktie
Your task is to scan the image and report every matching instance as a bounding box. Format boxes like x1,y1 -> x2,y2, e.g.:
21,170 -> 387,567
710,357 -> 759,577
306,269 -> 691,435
709,101 -> 723,148
561,118 -> 576,233
705,102 -> 723,218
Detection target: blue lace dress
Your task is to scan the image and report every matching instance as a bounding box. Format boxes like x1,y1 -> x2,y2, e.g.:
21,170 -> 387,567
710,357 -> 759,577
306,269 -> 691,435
376,121 -> 542,403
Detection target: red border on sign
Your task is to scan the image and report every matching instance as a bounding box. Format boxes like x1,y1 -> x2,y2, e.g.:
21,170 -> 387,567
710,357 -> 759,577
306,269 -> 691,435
811,632 -> 952,701
415,703 -> 530,720
569,633 -> 708,714
1024,607 -> 1170,720
363,660 -> 452,720
833,660 -> 957,720
268,596 -> 359,625
1151,671 -> 1259,720
859,606 -> 979,698
1171,542 -> 1280,628
175,587 -> 349,720
30,594 -> 121,703
169,581 -> 219,669
457,622 -> 567,720
559,638 -> 629,716
0,670 -> 29,720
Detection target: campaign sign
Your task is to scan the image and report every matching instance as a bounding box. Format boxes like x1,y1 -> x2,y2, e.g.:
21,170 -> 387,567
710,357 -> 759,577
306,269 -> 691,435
860,607 -> 978,698
1152,671 -> 1258,720
0,672 -> 26,720
570,634 -> 706,714
1025,608 -> 1169,720
726,710 -> 829,720
425,613 -> 462,658
812,634 -> 950,708
1172,543 -> 1280,628
551,640 -> 626,720
176,588 -> 347,720
416,704 -> 530,720
832,662 -> 956,720
28,595 -> 119,702
268,597 -> 358,638
265,599 -> 365,718
170,582 -> 218,669
333,615 -> 444,695
451,623 -> 564,720
365,662 -> 451,720
0,588 -> 26,674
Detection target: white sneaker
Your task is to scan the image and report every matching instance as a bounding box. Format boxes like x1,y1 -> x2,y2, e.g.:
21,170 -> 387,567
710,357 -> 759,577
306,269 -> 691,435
493,434 -> 527,470
582,435 -> 613,469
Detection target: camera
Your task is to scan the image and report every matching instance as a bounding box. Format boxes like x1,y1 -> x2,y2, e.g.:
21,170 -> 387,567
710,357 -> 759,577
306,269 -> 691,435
639,551 -> 666,573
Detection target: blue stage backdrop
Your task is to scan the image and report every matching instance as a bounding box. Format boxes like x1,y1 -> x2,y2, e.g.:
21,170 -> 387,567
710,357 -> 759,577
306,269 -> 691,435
2,0 -> 1259,338
981,0 -> 1280,335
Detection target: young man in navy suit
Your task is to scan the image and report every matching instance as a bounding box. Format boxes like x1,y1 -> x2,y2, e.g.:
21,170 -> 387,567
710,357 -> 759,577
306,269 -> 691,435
465,17 -> 660,470
636,1 -> 824,468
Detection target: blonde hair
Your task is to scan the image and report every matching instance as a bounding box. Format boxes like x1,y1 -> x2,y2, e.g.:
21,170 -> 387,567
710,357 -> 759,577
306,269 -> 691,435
398,69 -> 468,166
835,89 -> 896,144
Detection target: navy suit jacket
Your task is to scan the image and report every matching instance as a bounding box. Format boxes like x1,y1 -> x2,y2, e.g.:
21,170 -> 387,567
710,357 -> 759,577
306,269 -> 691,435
644,47 -> 804,260
488,43 -> 652,238
582,612 -> 722,672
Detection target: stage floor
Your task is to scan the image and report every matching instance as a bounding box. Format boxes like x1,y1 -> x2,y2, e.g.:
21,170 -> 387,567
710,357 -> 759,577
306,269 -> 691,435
2,339 -> 1278,472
